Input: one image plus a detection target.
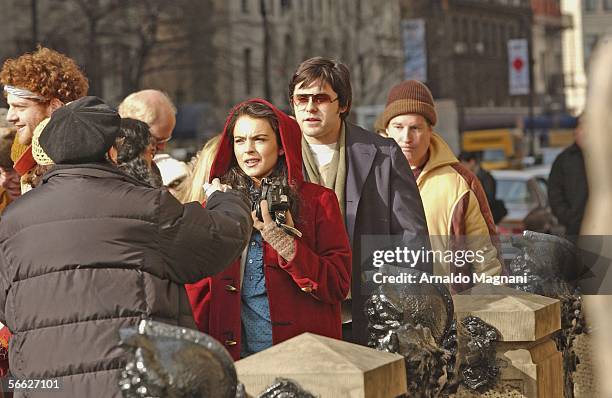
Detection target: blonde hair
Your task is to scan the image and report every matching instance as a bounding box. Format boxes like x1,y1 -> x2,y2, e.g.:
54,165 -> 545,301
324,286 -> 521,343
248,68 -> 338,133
177,135 -> 221,203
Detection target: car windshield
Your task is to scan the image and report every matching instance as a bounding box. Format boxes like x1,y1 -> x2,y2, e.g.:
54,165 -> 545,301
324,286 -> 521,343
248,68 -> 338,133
482,149 -> 506,162
497,179 -> 533,205
535,178 -> 548,201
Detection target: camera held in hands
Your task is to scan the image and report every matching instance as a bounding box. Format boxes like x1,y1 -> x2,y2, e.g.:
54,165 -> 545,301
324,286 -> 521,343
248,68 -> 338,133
253,178 -> 302,237
253,177 -> 290,224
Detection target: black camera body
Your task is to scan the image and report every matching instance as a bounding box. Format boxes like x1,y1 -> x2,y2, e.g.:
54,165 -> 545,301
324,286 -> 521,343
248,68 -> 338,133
253,177 -> 291,224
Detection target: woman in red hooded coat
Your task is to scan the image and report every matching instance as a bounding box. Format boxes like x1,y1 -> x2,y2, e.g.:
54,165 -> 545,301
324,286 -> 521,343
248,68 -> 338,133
186,99 -> 351,360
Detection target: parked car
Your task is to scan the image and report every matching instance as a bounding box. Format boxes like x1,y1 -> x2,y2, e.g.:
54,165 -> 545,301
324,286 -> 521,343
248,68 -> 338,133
491,167 -> 561,234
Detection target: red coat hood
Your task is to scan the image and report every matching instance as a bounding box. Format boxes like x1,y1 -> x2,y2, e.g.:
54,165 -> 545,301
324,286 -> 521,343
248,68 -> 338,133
209,98 -> 304,187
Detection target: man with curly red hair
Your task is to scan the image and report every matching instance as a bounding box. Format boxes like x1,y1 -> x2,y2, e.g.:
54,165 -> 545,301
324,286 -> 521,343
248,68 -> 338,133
0,46 -> 88,198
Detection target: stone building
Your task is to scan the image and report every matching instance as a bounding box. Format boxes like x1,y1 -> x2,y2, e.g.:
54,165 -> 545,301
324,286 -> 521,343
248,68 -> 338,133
531,0 -> 572,113
561,0 -> 586,113
581,0 -> 612,68
400,0 -> 533,111
135,0 -> 407,135
0,1 -> 575,136
200,0 -> 404,121
558,0 -> 612,114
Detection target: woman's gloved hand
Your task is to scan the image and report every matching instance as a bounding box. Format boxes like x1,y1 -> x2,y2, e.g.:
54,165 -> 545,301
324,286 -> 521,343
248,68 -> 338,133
252,200 -> 296,262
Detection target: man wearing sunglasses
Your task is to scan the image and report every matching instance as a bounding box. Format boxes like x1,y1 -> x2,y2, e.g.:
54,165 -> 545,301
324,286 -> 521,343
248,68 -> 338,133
289,57 -> 431,346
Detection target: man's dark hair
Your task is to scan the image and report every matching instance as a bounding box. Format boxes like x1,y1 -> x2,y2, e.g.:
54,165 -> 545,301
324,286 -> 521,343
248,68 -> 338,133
117,118 -> 152,164
288,57 -> 352,120
458,151 -> 481,163
117,118 -> 160,187
222,100 -> 299,219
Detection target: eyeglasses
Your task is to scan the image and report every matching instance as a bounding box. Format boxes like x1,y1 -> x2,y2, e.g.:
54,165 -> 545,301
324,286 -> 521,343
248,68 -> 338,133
292,93 -> 338,108
152,136 -> 172,146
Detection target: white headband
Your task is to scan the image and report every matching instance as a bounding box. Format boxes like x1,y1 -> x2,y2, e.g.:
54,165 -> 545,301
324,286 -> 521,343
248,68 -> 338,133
3,85 -> 47,101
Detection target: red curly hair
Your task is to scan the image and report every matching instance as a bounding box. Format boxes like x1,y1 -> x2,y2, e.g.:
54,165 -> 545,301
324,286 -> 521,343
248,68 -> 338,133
0,46 -> 88,103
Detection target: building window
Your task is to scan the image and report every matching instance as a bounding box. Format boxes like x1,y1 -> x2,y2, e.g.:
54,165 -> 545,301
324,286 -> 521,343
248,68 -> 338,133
244,48 -> 252,94
452,17 -> 460,38
482,21 -> 489,53
508,23 -> 516,40
584,0 -> 597,12
462,18 -> 469,43
242,0 -> 249,14
583,34 -> 599,66
494,23 -> 501,56
281,0 -> 291,14
472,20 -> 480,45
283,33 -> 294,72
358,54 -> 365,94
471,19 -> 482,54
269,0 -> 276,17
491,23 -> 498,55
303,31 -> 313,57
322,37 -> 332,56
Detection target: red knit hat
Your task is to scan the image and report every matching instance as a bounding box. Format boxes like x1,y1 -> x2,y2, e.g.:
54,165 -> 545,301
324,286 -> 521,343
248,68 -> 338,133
381,80 -> 437,128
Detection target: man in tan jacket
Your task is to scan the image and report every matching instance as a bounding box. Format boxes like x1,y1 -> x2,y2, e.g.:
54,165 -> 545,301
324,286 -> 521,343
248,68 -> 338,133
380,80 -> 503,292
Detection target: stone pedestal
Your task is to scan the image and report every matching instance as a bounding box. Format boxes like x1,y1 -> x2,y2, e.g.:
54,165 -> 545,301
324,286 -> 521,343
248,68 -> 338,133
573,295 -> 605,398
235,333 -> 407,398
453,285 -> 563,398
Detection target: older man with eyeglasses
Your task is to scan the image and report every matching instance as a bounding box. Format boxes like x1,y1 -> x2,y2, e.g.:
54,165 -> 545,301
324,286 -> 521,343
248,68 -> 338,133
289,57 -> 431,346
118,89 -> 176,154
118,89 -> 178,189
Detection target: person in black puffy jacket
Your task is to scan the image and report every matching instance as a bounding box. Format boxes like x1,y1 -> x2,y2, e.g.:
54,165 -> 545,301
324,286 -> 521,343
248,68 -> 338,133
0,97 -> 252,398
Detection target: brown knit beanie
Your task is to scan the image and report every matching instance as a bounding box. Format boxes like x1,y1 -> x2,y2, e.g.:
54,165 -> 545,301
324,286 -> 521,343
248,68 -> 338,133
381,80 -> 437,128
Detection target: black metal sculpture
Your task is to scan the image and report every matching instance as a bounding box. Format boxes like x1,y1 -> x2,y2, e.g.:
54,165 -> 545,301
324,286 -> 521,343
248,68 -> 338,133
365,266 -> 504,397
507,230 -> 583,297
365,266 -> 455,397
118,320 -> 242,398
507,231 -> 586,398
257,378 -> 316,398
366,266 -> 454,346
458,316 -> 500,391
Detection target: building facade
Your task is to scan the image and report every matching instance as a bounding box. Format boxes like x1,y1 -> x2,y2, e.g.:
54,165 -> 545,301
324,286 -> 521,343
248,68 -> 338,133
561,0 -> 586,113
399,0 -> 534,130
531,0 -> 571,113
205,0 -> 404,121
582,0 -> 612,69
1,1 -> 578,137
139,0 -> 407,134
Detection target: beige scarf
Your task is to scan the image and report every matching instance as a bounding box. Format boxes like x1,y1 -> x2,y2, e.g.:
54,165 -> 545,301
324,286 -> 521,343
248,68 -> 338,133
301,124 -> 347,220
302,124 -> 351,320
